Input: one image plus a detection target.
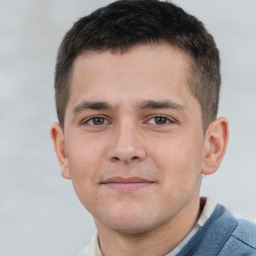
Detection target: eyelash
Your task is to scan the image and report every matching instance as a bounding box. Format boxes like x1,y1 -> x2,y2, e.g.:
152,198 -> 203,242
82,116 -> 111,126
146,115 -> 174,125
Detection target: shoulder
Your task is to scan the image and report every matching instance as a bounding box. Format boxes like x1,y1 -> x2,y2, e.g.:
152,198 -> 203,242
218,216 -> 256,256
233,218 -> 256,247
181,202 -> 256,256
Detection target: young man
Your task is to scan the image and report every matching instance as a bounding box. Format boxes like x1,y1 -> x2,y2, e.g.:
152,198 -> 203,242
51,0 -> 256,255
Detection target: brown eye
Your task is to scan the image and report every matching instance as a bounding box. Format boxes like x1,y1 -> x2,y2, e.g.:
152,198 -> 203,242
147,116 -> 172,125
93,117 -> 105,125
88,117 -> 106,125
154,116 -> 168,125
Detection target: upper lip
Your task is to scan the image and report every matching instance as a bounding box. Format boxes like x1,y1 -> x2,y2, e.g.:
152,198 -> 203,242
101,176 -> 154,184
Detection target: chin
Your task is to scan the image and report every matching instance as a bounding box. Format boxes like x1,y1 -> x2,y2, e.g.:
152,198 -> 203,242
108,219 -> 155,234
98,206 -> 166,234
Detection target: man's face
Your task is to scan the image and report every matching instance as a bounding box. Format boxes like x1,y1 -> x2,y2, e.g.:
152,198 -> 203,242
57,44 -> 208,233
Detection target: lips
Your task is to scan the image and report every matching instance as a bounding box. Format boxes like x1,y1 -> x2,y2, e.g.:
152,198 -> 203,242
101,176 -> 154,192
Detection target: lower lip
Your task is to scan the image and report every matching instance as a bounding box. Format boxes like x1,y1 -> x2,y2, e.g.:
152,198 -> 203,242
103,182 -> 153,192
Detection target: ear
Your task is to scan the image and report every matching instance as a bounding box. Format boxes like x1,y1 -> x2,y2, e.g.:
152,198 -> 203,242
202,117 -> 229,175
50,122 -> 71,179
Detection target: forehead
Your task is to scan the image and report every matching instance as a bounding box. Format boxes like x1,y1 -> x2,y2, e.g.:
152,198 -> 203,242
73,43 -> 191,75
69,44 -> 193,102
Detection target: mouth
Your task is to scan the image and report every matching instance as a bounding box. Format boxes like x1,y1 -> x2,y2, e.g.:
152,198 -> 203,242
101,176 -> 154,192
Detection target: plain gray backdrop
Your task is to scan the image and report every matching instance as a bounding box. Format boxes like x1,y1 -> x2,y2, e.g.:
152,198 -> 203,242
0,0 -> 255,255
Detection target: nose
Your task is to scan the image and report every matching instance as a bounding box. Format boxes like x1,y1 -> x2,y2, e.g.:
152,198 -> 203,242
107,122 -> 146,164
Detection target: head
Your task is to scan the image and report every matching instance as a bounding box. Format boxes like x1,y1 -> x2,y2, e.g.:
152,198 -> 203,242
54,0 -> 220,132
51,0 -> 228,238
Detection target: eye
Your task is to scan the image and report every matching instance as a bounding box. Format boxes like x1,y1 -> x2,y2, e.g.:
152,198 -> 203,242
86,117 -> 107,125
148,116 -> 173,125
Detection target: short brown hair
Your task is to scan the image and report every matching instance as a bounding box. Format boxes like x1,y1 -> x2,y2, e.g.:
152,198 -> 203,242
55,0 -> 220,131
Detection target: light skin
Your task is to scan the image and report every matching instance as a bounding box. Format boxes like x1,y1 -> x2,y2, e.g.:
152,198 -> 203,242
51,44 -> 229,256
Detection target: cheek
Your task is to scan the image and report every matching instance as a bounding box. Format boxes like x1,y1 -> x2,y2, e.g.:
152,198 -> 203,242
149,135 -> 203,187
67,134 -> 105,174
65,136 -> 105,203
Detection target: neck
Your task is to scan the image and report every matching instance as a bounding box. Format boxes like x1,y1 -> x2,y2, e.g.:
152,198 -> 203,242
95,194 -> 202,256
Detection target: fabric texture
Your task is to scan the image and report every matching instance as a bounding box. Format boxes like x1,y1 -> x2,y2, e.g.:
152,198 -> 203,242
166,197 -> 216,255
77,199 -> 256,256
175,204 -> 256,256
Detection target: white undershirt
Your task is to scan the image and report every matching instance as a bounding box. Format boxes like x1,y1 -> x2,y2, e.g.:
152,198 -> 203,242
78,198 -> 217,256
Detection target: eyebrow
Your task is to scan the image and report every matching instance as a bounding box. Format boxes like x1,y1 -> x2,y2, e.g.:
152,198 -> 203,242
73,101 -> 112,113
138,100 -> 185,111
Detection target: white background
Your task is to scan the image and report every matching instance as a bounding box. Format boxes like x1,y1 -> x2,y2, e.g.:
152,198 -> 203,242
0,0 -> 255,255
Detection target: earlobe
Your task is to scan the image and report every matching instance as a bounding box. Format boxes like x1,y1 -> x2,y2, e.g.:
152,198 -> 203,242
50,122 -> 71,180
202,117 -> 229,175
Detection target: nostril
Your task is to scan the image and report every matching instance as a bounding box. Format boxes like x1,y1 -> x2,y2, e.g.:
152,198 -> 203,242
112,156 -> 120,161
110,155 -> 139,162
